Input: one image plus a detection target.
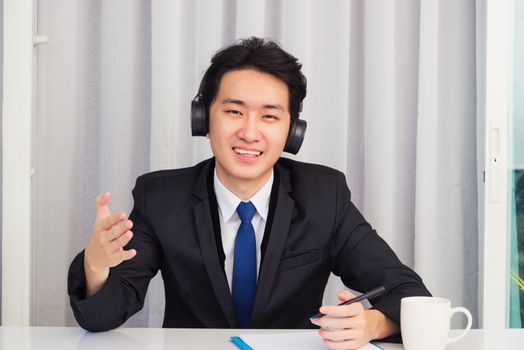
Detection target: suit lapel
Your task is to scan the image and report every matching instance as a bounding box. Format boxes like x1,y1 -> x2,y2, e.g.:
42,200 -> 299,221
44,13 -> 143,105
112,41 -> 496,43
251,164 -> 294,326
193,160 -> 237,327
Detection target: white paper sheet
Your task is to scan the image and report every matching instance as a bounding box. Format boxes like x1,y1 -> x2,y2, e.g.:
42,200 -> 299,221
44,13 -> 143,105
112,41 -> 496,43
236,331 -> 382,350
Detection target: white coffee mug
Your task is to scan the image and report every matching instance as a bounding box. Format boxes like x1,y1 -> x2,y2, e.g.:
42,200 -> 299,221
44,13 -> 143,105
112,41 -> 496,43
401,296 -> 472,350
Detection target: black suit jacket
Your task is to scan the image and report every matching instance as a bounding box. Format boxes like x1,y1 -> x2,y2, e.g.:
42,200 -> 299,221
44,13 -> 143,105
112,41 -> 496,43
68,158 -> 430,332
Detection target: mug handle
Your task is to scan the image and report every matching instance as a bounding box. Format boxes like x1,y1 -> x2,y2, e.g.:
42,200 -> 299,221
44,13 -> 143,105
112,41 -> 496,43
447,306 -> 473,344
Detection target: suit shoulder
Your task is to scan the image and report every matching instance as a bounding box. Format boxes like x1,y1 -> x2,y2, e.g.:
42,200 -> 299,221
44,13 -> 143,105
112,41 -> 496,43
277,158 -> 344,178
135,158 -> 210,185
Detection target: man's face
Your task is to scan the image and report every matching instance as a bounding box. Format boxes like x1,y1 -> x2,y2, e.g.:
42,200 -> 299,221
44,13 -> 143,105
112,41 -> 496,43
208,69 -> 290,197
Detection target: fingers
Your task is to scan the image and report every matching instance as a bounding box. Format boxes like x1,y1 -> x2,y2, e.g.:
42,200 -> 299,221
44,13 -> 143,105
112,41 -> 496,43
319,326 -> 366,349
85,230 -> 137,271
86,193 -> 138,274
107,229 -> 134,252
120,248 -> 137,261
93,193 -> 133,241
109,246 -> 137,263
95,192 -> 112,221
322,336 -> 365,350
95,211 -> 128,232
337,290 -> 356,302
319,328 -> 365,350
111,247 -> 137,265
319,328 -> 363,342
313,309 -> 368,350
312,291 -> 372,350
311,308 -> 365,330
318,301 -> 364,318
106,219 -> 134,242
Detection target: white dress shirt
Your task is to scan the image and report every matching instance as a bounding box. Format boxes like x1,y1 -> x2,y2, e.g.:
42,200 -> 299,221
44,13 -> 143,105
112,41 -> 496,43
213,169 -> 273,291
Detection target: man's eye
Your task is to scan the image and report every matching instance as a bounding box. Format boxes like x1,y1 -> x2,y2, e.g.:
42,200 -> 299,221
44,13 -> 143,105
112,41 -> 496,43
263,115 -> 278,120
226,110 -> 242,116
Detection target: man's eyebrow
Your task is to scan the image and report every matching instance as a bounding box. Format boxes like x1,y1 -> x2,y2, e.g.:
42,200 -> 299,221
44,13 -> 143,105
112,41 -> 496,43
221,98 -> 285,111
262,103 -> 285,112
221,98 -> 246,106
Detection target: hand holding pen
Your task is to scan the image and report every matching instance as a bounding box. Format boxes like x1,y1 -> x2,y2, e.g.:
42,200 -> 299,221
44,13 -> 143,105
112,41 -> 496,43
310,287 -> 387,350
310,286 -> 386,320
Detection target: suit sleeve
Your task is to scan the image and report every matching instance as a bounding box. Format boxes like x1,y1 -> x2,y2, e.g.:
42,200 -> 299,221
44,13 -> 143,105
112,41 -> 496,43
68,175 -> 162,331
330,172 -> 431,340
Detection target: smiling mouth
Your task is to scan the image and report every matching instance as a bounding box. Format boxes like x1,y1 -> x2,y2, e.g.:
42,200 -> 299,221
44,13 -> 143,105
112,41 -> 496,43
233,147 -> 263,157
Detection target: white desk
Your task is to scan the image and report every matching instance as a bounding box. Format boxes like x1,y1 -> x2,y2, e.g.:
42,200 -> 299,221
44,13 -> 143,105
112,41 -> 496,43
0,327 -> 523,349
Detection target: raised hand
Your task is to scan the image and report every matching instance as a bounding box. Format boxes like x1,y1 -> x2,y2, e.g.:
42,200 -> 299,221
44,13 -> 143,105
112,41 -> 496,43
83,192 -> 137,296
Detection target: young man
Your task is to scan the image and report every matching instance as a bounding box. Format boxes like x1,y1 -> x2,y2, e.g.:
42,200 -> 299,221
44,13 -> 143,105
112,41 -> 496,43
68,37 -> 430,349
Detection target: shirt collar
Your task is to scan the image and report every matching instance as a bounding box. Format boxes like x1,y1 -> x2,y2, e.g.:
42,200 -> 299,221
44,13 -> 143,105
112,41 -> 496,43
214,169 -> 273,222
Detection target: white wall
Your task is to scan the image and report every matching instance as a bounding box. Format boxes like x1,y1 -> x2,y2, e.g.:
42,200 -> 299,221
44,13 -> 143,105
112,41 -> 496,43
0,0 -> 4,324
513,0 -> 524,169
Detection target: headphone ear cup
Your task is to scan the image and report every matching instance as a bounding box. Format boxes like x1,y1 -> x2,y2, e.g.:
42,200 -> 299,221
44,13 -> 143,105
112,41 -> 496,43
191,94 -> 208,136
284,119 -> 307,154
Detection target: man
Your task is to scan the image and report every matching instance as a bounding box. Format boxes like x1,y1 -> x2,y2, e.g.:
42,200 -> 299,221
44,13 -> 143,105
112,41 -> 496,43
68,37 -> 430,349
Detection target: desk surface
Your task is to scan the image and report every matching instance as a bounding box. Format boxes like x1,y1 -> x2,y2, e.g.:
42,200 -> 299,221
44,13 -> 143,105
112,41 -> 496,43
1,327 -> 523,349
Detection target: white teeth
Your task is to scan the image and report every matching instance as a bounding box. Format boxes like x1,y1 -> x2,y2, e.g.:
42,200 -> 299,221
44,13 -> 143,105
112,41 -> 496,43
234,148 -> 261,156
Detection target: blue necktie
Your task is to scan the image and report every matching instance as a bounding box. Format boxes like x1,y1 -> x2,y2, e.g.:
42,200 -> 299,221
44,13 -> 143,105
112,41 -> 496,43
232,201 -> 257,328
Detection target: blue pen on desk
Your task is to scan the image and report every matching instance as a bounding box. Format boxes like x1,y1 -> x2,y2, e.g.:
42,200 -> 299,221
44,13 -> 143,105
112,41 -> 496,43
309,286 -> 386,320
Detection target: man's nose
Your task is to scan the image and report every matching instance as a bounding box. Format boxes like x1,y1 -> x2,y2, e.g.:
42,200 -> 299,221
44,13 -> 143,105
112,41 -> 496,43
238,115 -> 261,142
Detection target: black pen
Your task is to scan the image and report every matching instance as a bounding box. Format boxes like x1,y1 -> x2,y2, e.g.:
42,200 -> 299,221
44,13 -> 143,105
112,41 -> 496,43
309,286 -> 386,320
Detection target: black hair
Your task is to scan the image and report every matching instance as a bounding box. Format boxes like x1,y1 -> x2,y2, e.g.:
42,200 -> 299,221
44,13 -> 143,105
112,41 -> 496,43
199,37 -> 307,120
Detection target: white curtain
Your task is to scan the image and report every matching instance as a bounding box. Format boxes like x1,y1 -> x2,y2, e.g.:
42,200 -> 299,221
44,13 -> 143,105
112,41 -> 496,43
34,0 -> 478,328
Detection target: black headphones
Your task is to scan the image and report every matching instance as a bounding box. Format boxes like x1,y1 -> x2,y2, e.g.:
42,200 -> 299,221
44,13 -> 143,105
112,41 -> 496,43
191,79 -> 307,155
